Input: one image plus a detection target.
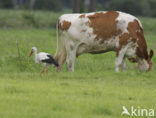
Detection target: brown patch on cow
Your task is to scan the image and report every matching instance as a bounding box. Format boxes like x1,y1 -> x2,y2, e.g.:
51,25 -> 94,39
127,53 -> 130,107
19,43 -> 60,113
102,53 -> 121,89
119,19 -> 140,47
127,19 -> 148,60
117,33 -> 133,57
119,33 -> 136,47
118,19 -> 148,60
119,33 -> 130,46
79,14 -> 85,18
81,29 -> 86,32
116,46 -> 122,57
87,11 -> 122,41
58,20 -> 71,31
127,19 -> 141,39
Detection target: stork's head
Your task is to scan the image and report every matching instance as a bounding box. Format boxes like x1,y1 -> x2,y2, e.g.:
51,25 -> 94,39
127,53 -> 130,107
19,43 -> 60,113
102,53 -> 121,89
29,47 -> 37,57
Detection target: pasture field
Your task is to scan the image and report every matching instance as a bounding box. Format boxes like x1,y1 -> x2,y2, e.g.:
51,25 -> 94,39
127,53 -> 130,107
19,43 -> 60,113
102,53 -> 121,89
0,28 -> 156,118
0,10 -> 156,118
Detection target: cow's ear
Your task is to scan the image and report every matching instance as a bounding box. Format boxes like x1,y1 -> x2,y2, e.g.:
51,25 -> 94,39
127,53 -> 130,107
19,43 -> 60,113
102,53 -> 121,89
149,49 -> 154,59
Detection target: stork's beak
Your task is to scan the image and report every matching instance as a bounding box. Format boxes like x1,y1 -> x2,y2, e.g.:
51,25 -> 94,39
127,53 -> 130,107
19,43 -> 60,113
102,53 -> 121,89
29,50 -> 33,57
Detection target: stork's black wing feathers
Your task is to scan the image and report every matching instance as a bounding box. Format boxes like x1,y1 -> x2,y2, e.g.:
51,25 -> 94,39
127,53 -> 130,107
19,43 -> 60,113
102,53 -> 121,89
41,55 -> 59,67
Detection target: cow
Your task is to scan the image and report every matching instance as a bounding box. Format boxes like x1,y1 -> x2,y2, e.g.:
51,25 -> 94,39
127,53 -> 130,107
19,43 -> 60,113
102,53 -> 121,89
54,11 -> 154,72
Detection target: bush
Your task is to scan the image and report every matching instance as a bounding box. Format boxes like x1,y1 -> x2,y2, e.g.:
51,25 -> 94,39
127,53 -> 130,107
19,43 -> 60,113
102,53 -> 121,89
103,0 -> 156,17
22,13 -> 37,27
0,10 -> 61,29
34,0 -> 62,11
148,0 -> 156,17
0,0 -> 13,8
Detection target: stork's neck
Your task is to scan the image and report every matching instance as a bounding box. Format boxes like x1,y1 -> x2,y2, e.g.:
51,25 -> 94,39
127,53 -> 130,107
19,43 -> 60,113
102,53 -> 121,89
33,50 -> 38,63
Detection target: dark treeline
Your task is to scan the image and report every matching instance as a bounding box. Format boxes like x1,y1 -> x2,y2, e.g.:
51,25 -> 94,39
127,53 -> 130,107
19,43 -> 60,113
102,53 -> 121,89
0,0 -> 156,17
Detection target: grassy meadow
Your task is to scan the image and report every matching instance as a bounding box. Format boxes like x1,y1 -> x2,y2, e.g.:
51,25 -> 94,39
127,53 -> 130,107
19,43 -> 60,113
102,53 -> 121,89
0,10 -> 156,118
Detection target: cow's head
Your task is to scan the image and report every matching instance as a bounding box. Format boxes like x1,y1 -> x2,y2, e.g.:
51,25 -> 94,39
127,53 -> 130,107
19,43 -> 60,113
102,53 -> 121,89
138,49 -> 154,71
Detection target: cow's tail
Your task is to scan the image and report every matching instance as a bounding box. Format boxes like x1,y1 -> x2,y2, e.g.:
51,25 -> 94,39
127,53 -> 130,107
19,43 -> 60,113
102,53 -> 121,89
56,21 -> 59,55
54,21 -> 60,61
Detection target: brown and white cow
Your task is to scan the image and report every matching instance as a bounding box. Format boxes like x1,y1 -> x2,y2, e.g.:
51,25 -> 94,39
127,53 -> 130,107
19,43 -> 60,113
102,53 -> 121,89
54,11 -> 154,72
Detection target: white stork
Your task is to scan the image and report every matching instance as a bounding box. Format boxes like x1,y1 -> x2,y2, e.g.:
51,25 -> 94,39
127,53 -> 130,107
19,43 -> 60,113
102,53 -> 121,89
29,47 -> 59,75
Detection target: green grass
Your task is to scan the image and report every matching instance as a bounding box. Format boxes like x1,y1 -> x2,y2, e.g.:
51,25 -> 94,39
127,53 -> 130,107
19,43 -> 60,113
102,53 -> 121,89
0,28 -> 155,118
0,72 -> 156,118
0,10 -> 156,118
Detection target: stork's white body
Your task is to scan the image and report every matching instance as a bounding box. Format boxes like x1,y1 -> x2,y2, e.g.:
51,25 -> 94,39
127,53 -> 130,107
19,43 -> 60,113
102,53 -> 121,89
34,52 -> 49,65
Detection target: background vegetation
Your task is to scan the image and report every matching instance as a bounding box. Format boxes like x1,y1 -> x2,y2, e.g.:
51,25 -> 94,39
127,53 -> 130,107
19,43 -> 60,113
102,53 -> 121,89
0,10 -> 156,32
104,0 -> 156,17
0,0 -> 156,17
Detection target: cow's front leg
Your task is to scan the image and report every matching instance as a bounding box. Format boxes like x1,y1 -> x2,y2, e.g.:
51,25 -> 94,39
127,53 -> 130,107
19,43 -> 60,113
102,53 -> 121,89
121,57 -> 126,71
115,48 -> 127,72
115,57 -> 123,72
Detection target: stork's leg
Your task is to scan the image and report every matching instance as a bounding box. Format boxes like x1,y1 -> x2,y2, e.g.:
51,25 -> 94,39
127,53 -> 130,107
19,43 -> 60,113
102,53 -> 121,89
46,69 -> 48,75
40,66 -> 46,76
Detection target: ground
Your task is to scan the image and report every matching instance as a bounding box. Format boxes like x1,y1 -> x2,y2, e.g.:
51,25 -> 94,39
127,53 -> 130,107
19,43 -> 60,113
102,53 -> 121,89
0,18 -> 156,118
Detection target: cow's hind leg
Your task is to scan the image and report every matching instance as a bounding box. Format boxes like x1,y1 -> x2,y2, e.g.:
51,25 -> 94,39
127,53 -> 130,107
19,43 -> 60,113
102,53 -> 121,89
66,45 -> 77,72
66,51 -> 76,72
57,45 -> 67,72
